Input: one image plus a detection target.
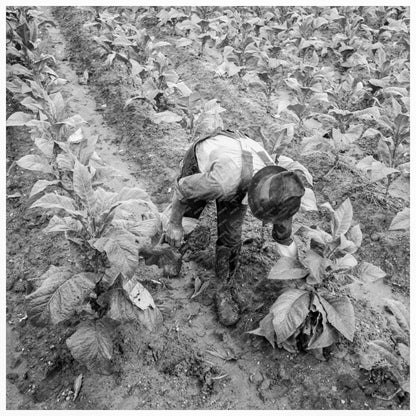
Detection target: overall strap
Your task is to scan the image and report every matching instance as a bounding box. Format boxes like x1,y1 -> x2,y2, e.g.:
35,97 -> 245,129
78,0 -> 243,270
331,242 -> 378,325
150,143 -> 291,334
237,137 -> 254,196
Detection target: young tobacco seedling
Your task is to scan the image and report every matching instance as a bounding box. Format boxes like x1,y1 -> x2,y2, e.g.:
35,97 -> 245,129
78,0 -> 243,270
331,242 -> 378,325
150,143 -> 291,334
357,97 -> 409,200
360,299 -> 410,397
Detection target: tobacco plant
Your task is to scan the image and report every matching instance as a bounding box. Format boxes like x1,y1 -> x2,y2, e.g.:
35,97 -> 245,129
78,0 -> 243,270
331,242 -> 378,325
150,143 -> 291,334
250,198 -> 385,354
25,160 -> 162,372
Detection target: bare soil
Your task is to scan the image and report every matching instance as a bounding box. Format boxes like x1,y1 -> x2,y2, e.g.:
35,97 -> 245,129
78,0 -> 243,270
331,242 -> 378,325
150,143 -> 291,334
6,7 -> 410,411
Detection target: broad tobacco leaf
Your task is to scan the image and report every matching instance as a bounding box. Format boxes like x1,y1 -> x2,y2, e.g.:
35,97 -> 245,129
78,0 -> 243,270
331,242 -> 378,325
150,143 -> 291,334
66,320 -> 114,373
358,261 -> 386,283
332,253 -> 357,271
389,207 -> 410,231
26,266 -> 98,325
93,229 -> 138,278
43,215 -> 84,234
122,278 -> 155,310
270,289 -> 311,343
248,313 -> 275,347
303,226 -> 333,245
29,179 -> 61,199
356,156 -> 399,182
346,224 -> 362,248
303,250 -> 326,284
316,294 -> 355,342
31,192 -> 85,218
388,176 -> 409,202
117,187 -> 153,203
366,340 -> 402,370
112,218 -> 160,246
332,126 -> 362,151
17,154 -> 53,174
268,256 -> 308,280
106,288 -> 162,331
6,111 -> 34,126
337,234 -> 358,254
56,114 -> 87,129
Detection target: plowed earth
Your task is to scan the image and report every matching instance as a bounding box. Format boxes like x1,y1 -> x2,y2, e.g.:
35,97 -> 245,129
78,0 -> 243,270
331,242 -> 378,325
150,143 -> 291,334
6,7 -> 410,411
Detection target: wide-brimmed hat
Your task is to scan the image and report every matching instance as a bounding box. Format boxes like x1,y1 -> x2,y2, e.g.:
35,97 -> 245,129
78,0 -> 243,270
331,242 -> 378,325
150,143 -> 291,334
248,166 -> 305,223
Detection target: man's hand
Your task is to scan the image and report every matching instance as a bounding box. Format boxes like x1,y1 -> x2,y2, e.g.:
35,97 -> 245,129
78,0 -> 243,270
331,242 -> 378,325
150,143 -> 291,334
165,222 -> 184,248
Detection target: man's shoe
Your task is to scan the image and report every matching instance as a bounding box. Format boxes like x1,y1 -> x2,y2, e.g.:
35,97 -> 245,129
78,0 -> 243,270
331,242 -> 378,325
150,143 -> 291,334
215,286 -> 240,326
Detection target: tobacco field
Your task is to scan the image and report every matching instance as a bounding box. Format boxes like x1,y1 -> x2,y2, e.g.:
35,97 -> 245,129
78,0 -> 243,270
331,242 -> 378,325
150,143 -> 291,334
5,6 -> 411,411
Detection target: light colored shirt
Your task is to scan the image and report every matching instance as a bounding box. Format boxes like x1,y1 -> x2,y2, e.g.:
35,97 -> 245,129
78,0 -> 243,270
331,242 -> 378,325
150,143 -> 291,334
176,134 -> 274,204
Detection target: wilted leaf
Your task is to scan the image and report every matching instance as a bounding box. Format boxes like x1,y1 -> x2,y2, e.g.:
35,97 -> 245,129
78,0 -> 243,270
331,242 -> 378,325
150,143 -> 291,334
66,320 -> 114,372
248,312 -> 275,347
73,374 -> 83,402
384,298 -> 409,333
270,289 -> 310,343
268,257 -> 308,280
367,340 -> 402,369
106,288 -> 162,331
389,208 -> 410,231
17,155 -> 53,174
307,317 -> 338,350
358,262 -> 386,283
333,198 -> 353,236
317,294 -> 355,342
396,343 -> 410,366
26,267 -> 98,325
122,279 -> 155,310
